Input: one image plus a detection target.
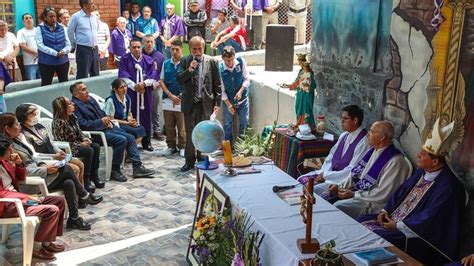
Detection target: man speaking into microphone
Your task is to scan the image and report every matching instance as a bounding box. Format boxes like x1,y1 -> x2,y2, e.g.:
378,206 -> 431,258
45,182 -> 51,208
177,36 -> 222,172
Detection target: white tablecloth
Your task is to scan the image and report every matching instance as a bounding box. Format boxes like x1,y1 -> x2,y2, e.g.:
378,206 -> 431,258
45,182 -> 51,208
200,164 -> 391,266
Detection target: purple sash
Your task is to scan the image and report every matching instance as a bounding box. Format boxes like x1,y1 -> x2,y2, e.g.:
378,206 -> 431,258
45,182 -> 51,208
331,128 -> 367,171
351,144 -> 401,191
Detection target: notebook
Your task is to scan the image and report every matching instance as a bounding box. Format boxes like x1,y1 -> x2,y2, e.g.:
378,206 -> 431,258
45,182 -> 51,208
353,248 -> 398,265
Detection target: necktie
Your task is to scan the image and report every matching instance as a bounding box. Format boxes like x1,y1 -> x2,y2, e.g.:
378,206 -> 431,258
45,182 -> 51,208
192,58 -> 202,103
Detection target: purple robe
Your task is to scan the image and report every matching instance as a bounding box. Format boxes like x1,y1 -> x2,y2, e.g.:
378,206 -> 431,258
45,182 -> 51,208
142,49 -> 165,79
241,0 -> 268,10
159,14 -> 186,40
118,53 -> 157,134
109,28 -> 132,60
357,166 -> 465,263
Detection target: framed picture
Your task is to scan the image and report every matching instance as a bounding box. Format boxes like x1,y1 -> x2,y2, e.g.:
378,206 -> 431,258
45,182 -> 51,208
186,173 -> 230,265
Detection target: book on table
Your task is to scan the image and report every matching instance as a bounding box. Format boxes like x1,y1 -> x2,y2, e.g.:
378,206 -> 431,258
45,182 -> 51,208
276,190 -> 302,206
353,248 -> 398,265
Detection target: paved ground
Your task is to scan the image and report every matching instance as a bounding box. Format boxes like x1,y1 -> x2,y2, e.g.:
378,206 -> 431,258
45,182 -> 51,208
0,139 -> 196,265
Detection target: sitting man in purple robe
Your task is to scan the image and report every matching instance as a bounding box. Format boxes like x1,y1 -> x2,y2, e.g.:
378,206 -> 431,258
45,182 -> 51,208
109,17 -> 132,64
142,34 -> 166,141
118,38 -> 157,151
322,120 -> 411,218
160,3 -> 186,59
298,105 -> 369,195
357,118 -> 466,265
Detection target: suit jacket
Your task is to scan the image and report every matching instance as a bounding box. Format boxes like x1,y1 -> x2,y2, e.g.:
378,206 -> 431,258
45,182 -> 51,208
72,96 -> 108,131
176,54 -> 222,117
0,160 -> 28,217
12,137 -> 58,185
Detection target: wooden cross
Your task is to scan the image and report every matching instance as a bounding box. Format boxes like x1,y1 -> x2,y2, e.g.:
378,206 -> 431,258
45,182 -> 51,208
297,177 -> 320,253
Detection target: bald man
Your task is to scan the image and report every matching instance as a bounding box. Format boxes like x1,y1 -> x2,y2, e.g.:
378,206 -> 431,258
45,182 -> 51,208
322,121 -> 411,218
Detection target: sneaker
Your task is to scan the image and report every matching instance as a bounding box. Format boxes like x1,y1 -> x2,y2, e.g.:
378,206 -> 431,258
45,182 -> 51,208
133,165 -> 155,178
160,147 -> 177,156
110,170 -> 127,182
179,148 -> 185,157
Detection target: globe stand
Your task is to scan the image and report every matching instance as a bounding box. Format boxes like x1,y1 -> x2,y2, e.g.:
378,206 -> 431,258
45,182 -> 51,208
222,164 -> 237,177
196,156 -> 219,170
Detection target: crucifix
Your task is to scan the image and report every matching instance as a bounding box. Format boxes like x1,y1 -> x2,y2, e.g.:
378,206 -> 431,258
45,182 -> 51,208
297,177 -> 320,253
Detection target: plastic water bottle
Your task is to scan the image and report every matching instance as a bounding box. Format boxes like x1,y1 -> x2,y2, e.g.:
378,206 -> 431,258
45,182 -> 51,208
0,95 -> 6,114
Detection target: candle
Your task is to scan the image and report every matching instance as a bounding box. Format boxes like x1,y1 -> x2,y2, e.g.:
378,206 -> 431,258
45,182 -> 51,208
222,140 -> 233,166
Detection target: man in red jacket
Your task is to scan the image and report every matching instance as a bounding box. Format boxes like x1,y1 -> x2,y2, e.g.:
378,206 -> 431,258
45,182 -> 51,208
0,134 -> 65,261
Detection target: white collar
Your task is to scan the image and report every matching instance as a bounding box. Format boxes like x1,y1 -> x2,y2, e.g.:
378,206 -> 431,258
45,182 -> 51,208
223,58 -> 240,71
115,93 -> 127,104
424,169 -> 442,181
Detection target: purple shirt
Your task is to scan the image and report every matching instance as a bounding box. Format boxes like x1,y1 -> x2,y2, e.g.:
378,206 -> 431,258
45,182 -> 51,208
241,0 -> 267,11
109,27 -> 132,60
142,48 -> 165,80
160,14 -> 186,40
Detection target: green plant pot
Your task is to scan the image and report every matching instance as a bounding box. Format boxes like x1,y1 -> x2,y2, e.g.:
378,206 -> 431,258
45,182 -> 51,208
311,250 -> 344,266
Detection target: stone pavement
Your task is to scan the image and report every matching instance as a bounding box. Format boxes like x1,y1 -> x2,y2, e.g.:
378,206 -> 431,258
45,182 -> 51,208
0,139 -> 196,265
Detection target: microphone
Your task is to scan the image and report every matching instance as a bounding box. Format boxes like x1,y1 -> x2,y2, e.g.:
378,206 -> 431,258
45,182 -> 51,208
272,185 -> 297,193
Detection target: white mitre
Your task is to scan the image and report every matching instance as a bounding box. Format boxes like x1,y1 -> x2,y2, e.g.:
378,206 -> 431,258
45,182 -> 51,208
422,118 -> 455,156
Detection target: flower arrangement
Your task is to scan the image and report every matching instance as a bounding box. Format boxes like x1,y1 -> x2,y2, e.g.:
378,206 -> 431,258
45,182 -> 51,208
190,192 -> 264,265
312,240 -> 343,266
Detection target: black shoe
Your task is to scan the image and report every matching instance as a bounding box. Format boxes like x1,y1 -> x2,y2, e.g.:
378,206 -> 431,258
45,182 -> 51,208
110,170 -> 127,182
85,183 -> 95,194
153,132 -> 166,141
80,193 -> 103,205
180,163 -> 194,172
133,165 -> 155,178
66,217 -> 91,230
142,144 -> 154,152
91,175 -> 105,189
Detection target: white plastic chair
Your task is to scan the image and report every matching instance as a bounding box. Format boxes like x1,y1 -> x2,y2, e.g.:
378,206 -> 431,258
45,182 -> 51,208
89,93 -> 106,110
25,102 -> 53,118
0,198 -> 39,266
83,130 -> 113,181
404,156 -> 413,179
38,117 -> 72,154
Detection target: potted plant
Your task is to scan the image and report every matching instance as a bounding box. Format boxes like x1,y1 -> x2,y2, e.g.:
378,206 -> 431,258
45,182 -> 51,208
311,240 -> 343,266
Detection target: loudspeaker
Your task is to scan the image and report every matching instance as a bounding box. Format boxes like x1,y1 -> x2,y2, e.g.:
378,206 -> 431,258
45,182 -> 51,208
265,25 -> 295,71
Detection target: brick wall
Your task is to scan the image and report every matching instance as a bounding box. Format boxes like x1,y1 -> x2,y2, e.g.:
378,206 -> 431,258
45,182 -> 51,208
35,0 -> 120,29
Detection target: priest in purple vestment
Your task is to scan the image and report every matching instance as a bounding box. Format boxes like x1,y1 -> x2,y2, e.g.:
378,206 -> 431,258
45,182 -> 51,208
142,34 -> 166,142
297,105 -> 369,194
109,17 -> 132,63
159,3 -> 186,59
357,118 -> 466,265
118,38 -> 157,151
323,120 -> 411,218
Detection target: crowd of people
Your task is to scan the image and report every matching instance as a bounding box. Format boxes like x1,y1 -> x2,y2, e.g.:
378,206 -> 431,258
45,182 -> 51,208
0,0 -> 472,265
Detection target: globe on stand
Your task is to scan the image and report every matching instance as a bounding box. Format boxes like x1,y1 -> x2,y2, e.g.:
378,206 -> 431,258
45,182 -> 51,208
192,120 -> 224,170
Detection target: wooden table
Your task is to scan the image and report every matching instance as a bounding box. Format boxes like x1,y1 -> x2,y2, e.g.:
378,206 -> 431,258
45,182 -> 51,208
299,246 -> 422,265
272,128 -> 335,178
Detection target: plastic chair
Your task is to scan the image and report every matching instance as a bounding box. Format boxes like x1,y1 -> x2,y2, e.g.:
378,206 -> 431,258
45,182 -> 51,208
38,118 -> 72,154
404,156 -> 413,179
25,102 -> 53,118
0,198 -> 39,266
83,130 -> 113,181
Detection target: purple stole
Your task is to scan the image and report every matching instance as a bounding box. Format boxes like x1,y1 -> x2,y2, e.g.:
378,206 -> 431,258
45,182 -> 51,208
351,144 -> 401,191
331,128 -> 367,171
321,144 -> 401,203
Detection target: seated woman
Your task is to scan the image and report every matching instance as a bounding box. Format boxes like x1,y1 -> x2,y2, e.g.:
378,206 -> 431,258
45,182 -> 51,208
14,104 -> 94,193
211,15 -> 248,55
103,78 -> 146,145
283,53 -> 316,129
51,97 -> 104,191
0,134 -> 65,261
0,112 -> 102,230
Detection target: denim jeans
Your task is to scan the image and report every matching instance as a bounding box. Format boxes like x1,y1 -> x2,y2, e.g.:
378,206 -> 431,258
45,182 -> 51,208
222,98 -> 249,142
24,64 -> 40,80
104,127 -> 142,170
217,39 -> 244,55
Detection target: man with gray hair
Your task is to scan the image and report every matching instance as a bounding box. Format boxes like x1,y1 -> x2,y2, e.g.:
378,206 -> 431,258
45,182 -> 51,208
322,120 -> 411,218
0,20 -> 19,80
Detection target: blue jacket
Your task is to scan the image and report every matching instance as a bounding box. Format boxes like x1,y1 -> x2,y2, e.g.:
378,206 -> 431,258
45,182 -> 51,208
72,96 -> 108,131
38,23 -> 69,65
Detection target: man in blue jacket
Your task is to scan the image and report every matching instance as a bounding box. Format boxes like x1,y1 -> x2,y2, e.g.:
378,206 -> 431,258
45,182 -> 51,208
70,81 -> 154,181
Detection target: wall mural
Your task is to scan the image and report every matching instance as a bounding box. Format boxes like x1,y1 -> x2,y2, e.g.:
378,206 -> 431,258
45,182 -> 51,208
311,0 -> 474,253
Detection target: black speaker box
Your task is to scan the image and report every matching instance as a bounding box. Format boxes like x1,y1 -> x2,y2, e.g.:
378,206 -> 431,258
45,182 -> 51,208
265,25 -> 295,71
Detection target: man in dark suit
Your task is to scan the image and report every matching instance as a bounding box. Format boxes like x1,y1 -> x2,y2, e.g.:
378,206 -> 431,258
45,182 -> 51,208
177,36 -> 222,172
70,81 -> 155,181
